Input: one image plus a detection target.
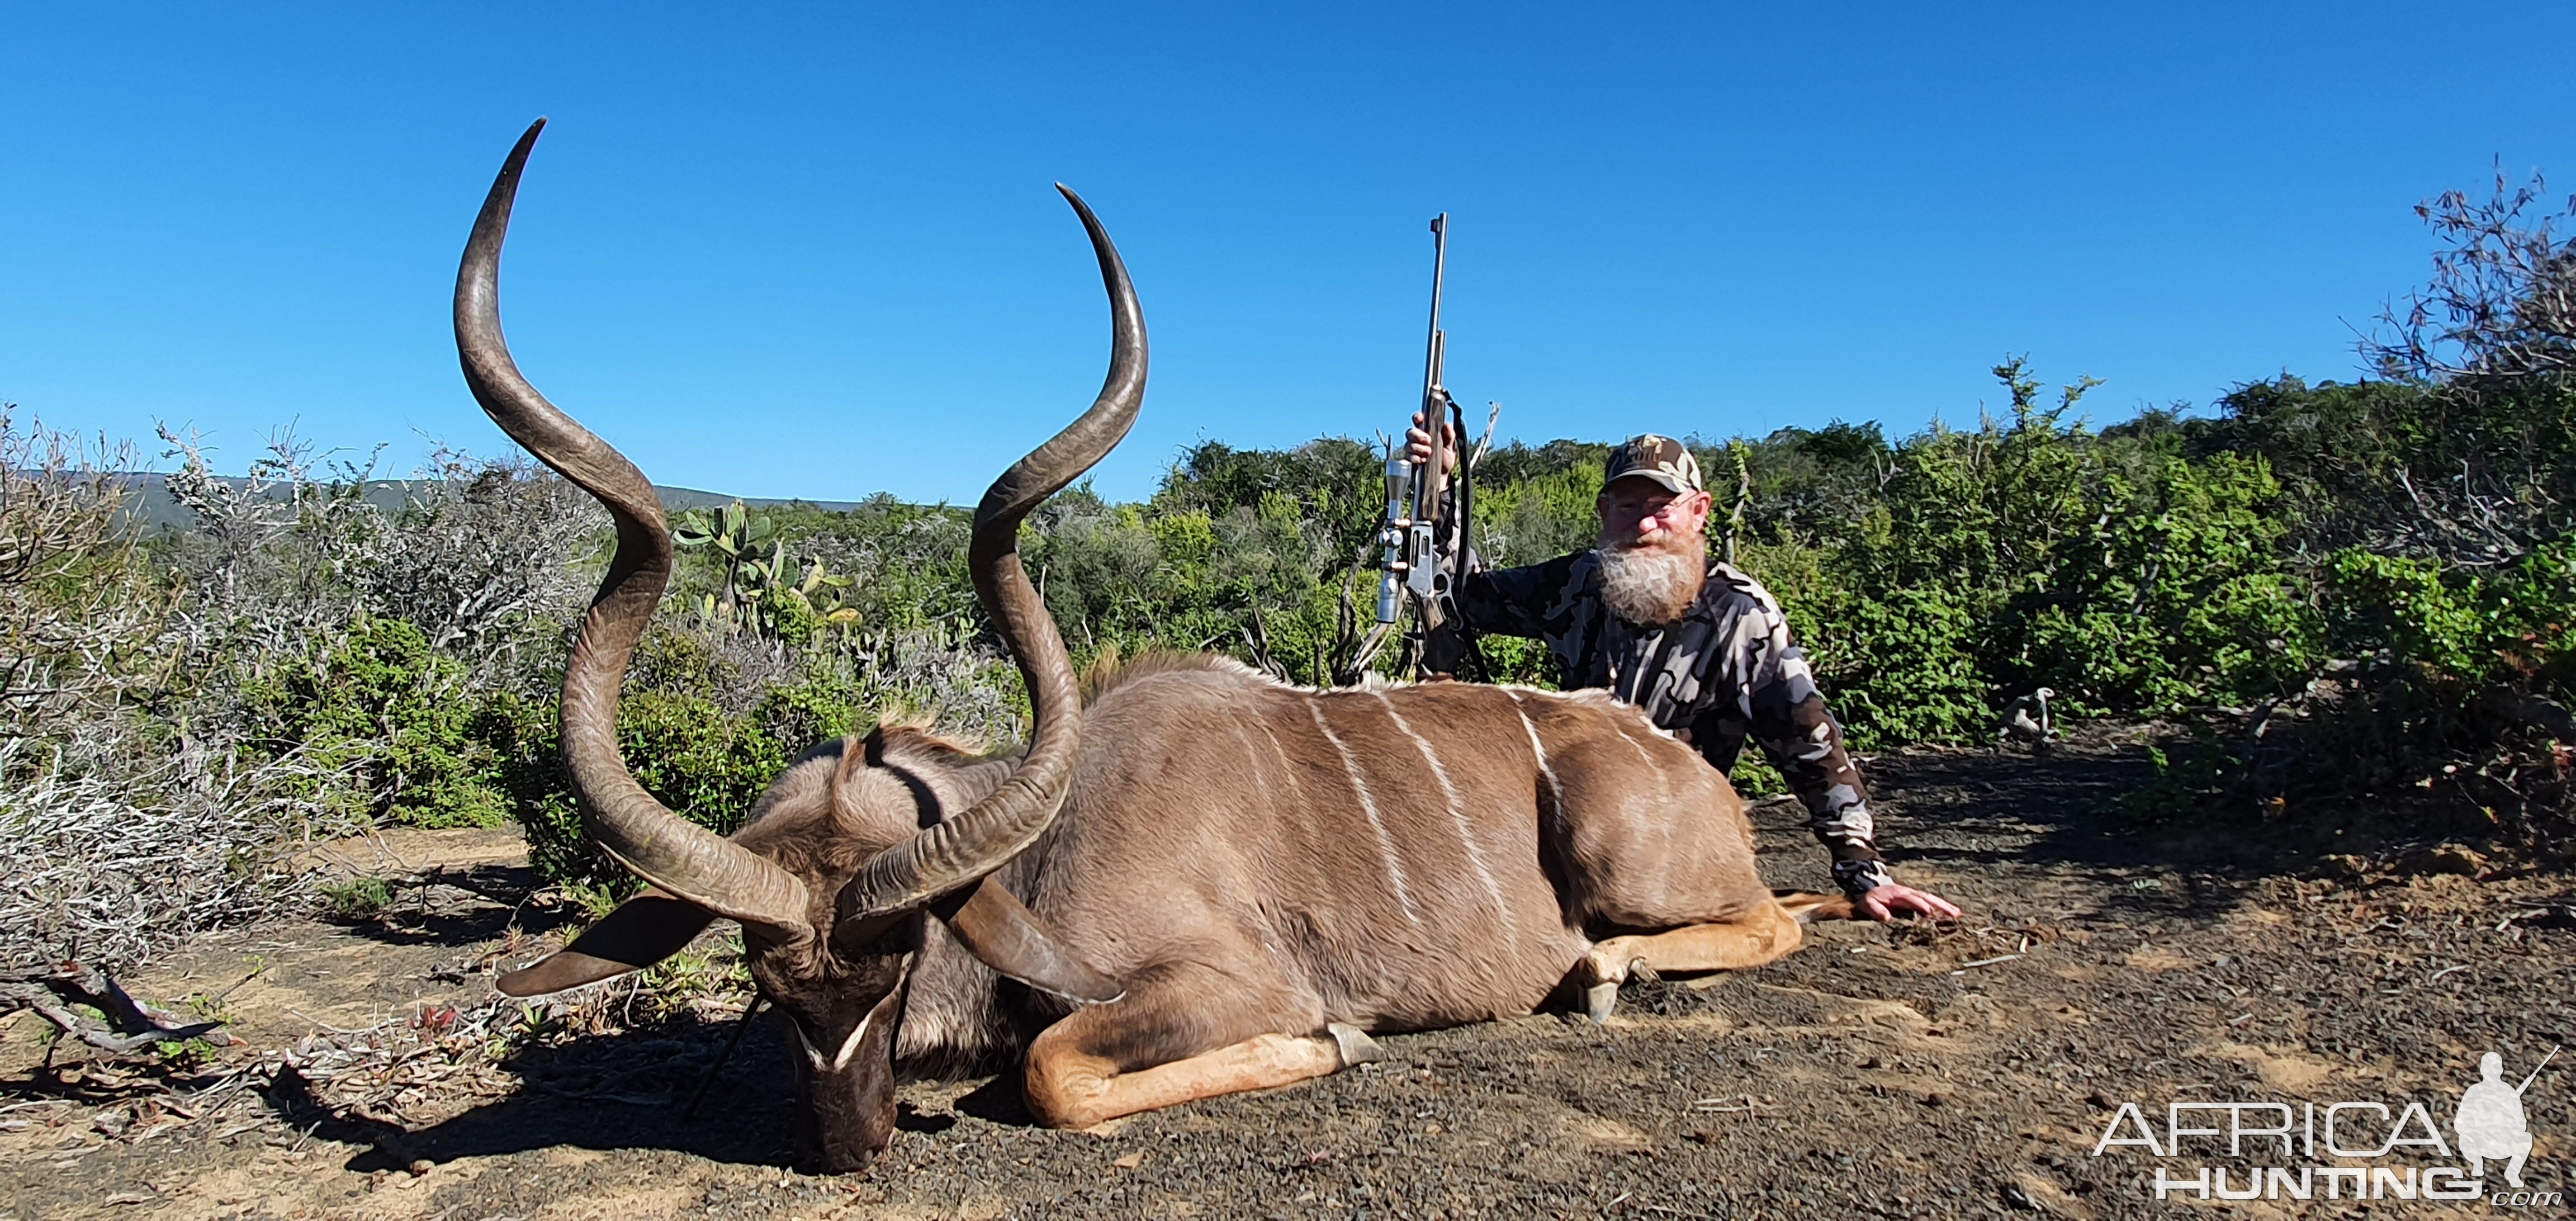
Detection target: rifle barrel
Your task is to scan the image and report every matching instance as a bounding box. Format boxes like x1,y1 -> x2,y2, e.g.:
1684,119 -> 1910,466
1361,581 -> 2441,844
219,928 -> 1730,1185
2517,1044 -> 2559,1094
1415,214 -> 1449,525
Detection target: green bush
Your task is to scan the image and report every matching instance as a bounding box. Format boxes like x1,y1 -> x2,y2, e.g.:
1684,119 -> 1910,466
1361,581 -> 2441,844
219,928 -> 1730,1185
2327,541 -> 2575,686
2012,453 -> 2322,714
238,616 -> 518,829
1822,584 -> 1992,747
2299,542 -> 2574,831
1471,461 -> 1604,569
317,875 -> 394,923
1767,362 -> 2330,742
499,622 -> 890,887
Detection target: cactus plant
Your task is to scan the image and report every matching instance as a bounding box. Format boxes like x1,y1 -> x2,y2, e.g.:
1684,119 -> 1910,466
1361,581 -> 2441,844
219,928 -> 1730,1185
672,501 -> 860,639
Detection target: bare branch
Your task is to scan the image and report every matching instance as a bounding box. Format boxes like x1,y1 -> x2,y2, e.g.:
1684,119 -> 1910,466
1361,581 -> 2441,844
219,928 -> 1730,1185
0,962 -> 232,1055
2367,164 -> 2576,385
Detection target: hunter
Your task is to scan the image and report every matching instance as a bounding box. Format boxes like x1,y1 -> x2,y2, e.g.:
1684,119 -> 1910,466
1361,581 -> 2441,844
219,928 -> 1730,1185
1407,418 -> 1961,921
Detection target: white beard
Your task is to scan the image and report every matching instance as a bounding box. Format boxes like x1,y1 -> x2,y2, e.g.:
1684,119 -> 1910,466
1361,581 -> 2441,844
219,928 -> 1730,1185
1597,537 -> 1706,626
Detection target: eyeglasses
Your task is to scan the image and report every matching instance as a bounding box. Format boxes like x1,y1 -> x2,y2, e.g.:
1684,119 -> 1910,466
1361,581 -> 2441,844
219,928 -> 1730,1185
1600,495 -> 1693,522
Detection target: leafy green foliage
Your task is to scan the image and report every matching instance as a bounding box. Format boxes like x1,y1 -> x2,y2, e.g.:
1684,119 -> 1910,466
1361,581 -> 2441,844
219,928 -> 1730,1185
1154,438 -> 1385,568
500,626 -> 832,886
493,617 -> 1029,887
1721,360 -> 2327,745
1823,584 -> 1993,745
2288,542 -> 2575,840
317,875 -> 393,922
673,500 -> 862,640
1016,479 -> 1359,686
2011,453 -> 2321,715
2327,542 -> 2575,683
238,616 -> 521,829
1470,458 -> 1603,569
780,495 -> 981,633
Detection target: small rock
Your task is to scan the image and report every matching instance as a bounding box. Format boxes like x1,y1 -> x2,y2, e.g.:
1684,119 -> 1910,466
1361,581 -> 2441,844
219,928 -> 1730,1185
1685,1129 -> 1722,1145
407,1158 -> 433,1177
1858,1056 -> 1882,1069
1921,1091 -> 1949,1107
1111,1151 -> 1144,1170
2085,1090 -> 2114,1110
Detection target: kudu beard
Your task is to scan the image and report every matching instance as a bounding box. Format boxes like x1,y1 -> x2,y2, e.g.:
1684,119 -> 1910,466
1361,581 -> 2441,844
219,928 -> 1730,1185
1596,530 -> 1707,627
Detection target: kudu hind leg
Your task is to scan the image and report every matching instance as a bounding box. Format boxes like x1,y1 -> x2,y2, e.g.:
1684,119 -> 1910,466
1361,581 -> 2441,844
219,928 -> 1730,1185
1578,901 -> 1803,1023
1022,966 -> 1359,1130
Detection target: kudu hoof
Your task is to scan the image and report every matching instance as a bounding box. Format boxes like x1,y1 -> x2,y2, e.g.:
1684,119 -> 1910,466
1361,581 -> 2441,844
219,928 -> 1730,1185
1327,1023 -> 1383,1067
1583,981 -> 1620,1025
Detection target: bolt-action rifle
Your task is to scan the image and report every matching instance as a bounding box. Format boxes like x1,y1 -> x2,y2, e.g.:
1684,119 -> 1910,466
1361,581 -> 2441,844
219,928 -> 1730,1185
1374,214 -> 1484,679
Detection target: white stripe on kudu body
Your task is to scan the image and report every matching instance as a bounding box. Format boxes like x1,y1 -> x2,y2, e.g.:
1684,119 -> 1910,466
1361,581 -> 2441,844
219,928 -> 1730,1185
1612,718 -> 1658,769
1224,719 -> 1306,977
1252,720 -> 1302,791
1505,690 -> 1567,827
1373,691 -> 1513,930
1306,699 -> 1424,926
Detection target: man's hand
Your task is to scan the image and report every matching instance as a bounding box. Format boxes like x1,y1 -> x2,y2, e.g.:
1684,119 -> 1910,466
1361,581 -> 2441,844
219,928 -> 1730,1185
1855,882 -> 1961,922
1403,405 -> 1459,474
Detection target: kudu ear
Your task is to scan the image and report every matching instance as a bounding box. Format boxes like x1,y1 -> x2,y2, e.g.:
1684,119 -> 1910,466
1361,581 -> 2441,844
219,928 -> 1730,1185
496,889 -> 717,997
928,878 -> 1123,1004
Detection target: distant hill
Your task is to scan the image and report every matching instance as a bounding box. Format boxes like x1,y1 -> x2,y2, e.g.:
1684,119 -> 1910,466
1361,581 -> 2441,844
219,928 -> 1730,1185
103,473 -> 871,534
652,485 -> 870,515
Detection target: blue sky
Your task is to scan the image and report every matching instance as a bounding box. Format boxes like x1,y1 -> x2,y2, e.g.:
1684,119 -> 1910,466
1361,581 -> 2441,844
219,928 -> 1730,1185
6,3 -> 2572,504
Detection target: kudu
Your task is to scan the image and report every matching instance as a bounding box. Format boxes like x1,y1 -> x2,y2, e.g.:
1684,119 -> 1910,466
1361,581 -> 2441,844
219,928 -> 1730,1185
466,121 -> 1819,1173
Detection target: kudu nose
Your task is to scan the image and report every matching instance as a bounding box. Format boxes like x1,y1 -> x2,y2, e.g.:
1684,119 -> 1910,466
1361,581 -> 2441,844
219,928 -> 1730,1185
799,1061 -> 901,1175
808,1133 -> 886,1176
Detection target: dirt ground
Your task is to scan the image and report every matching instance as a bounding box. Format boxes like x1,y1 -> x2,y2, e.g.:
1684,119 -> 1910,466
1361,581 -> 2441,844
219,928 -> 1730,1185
4,728 -> 2570,1220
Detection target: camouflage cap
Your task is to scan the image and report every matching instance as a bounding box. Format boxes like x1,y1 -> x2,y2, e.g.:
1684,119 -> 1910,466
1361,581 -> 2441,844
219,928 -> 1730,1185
1602,434 -> 1703,495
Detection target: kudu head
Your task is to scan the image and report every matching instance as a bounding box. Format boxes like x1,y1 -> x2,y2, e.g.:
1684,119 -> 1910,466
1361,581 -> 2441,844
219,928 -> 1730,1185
457,120 -> 1142,1172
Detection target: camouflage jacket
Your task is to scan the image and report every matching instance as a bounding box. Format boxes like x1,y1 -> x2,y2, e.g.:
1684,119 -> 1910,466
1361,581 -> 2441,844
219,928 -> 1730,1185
1455,551 -> 1895,896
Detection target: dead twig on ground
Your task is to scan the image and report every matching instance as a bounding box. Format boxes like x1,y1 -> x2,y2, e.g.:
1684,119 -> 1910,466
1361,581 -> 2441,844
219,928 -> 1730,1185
0,963 -> 233,1054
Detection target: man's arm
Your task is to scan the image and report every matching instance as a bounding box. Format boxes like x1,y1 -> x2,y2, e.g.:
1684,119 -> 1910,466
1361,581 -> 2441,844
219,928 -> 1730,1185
1751,680 -> 1896,894
1451,552 -> 1576,640
1725,581 -> 1961,921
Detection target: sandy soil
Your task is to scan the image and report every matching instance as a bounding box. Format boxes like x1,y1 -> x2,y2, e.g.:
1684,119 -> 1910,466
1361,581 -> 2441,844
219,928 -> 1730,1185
3,730 -> 2569,1219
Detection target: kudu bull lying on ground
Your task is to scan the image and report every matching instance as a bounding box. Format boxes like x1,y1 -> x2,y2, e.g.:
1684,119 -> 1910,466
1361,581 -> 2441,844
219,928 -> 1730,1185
463,121 -> 1825,1172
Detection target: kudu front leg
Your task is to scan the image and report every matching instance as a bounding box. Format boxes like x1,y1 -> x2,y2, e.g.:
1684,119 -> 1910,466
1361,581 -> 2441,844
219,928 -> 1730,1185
1576,901 -> 1804,1023
1021,965 -> 1376,1130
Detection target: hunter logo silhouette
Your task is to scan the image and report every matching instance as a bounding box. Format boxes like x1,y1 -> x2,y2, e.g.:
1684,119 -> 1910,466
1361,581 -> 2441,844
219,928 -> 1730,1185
2457,1047 -> 2555,1190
